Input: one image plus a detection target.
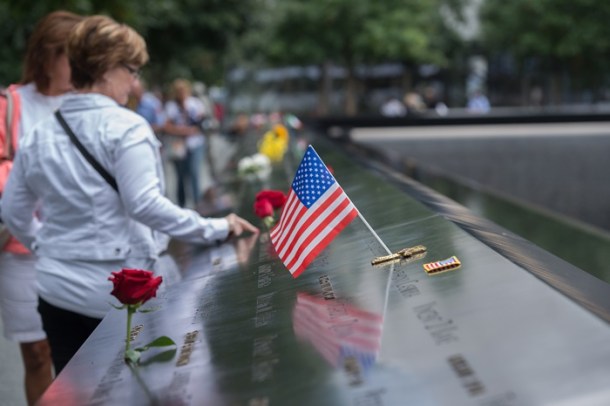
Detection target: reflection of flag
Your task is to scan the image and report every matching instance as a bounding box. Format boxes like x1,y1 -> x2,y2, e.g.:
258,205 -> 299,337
292,293 -> 383,373
270,146 -> 358,277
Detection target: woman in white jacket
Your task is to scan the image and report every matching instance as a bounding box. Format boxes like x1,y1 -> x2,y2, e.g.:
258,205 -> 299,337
2,15 -> 257,375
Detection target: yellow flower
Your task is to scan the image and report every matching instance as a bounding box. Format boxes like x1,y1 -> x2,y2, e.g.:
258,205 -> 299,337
273,124 -> 289,141
259,129 -> 289,162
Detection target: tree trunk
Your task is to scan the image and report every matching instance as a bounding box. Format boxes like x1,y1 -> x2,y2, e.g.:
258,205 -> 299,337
316,61 -> 331,116
344,64 -> 358,116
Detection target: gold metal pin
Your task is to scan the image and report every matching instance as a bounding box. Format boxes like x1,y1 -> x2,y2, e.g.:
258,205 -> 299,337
371,245 -> 427,266
397,245 -> 427,259
371,252 -> 402,265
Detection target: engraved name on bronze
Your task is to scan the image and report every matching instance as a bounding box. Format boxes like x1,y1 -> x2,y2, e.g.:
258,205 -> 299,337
319,274 -> 336,300
258,264 -> 273,289
255,293 -> 275,328
176,330 -> 200,367
414,301 -> 459,345
448,354 -> 485,397
392,269 -> 421,299
258,233 -> 271,261
251,334 -> 278,383
253,334 -> 277,358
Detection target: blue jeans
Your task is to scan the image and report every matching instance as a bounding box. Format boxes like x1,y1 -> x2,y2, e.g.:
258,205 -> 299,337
172,144 -> 204,207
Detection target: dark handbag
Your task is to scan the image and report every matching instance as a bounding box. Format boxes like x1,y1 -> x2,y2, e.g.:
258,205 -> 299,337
55,111 -> 118,193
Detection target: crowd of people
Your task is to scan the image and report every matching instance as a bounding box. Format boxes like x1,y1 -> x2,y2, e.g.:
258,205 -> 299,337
380,85 -> 490,117
129,76 -> 224,209
0,11 -> 257,405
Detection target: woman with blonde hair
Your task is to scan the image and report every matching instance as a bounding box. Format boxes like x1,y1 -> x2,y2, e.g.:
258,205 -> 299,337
164,78 -> 208,208
0,10 -> 83,405
2,15 -> 257,374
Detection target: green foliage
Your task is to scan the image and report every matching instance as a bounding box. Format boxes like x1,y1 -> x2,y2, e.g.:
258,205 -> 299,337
0,0 -> 258,87
0,0 -> 142,84
479,0 -> 610,98
231,0 -> 465,114
261,0 -> 453,68
0,0 -> 465,100
481,0 -> 610,68
140,0 -> 260,83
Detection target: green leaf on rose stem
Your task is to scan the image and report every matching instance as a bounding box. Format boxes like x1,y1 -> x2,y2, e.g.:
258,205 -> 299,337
134,336 -> 176,352
125,349 -> 141,364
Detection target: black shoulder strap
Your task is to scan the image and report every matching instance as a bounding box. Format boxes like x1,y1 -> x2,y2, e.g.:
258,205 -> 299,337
54,110 -> 119,193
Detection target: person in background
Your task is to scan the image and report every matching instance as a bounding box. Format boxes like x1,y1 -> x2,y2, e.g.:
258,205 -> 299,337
2,15 -> 258,375
403,91 -> 426,114
192,81 -> 218,132
131,78 -> 165,134
192,81 -> 220,180
380,96 -> 406,117
0,11 -> 83,404
422,85 -> 449,116
164,79 -> 207,207
467,89 -> 491,114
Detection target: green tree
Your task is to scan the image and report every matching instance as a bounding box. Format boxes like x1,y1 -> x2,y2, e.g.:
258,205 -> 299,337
138,0 -> 261,85
0,0 -> 260,88
480,0 -> 610,104
255,0 -> 459,115
0,0 -> 138,85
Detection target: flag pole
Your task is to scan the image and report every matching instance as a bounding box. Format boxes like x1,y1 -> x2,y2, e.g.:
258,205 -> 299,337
357,211 -> 392,255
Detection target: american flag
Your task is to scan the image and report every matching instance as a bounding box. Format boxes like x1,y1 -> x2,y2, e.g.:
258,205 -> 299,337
270,146 -> 358,277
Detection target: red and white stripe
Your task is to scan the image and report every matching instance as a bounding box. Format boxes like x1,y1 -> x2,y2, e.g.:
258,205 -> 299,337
270,183 -> 358,278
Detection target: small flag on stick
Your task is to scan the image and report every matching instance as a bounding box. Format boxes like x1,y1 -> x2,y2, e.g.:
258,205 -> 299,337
270,145 -> 358,277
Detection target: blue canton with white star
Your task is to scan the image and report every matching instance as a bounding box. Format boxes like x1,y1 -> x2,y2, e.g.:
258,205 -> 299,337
292,146 -> 335,208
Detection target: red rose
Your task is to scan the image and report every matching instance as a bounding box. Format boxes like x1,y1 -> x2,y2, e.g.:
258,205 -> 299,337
108,268 -> 163,305
254,198 -> 274,218
255,190 -> 287,209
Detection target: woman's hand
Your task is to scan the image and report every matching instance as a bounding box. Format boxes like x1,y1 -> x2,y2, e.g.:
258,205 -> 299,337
225,213 -> 259,237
